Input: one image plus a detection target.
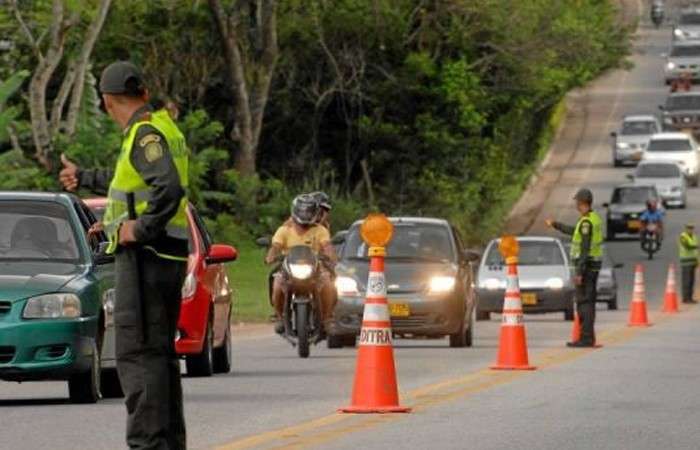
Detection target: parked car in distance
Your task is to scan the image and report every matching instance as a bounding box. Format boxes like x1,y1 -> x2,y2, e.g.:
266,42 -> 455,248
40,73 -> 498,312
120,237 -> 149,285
673,9 -> 700,42
659,93 -> 700,135
628,160 -> 687,208
642,132 -> 700,185
610,115 -> 661,166
476,236 -> 575,321
603,184 -> 660,240
0,192 -> 121,403
330,217 -> 479,348
664,42 -> 700,83
565,243 -> 621,310
84,198 -> 237,376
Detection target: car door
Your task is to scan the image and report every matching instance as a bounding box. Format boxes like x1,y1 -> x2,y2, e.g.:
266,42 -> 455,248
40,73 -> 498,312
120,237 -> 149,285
451,227 -> 474,316
72,199 -> 116,366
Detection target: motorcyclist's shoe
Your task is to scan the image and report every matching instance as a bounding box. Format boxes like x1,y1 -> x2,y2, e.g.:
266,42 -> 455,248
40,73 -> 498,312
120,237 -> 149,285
274,321 -> 285,335
567,340 -> 595,348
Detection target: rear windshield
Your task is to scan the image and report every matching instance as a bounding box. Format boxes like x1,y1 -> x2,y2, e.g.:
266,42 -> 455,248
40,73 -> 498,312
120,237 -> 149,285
636,163 -> 681,178
485,241 -> 564,266
680,13 -> 700,25
670,45 -> 700,57
665,95 -> 700,110
0,200 -> 81,263
647,139 -> 692,152
343,222 -> 455,262
612,187 -> 655,204
621,121 -> 657,135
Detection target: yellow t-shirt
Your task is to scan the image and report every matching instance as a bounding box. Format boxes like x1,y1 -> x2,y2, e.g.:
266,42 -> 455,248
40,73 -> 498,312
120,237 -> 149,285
272,223 -> 331,254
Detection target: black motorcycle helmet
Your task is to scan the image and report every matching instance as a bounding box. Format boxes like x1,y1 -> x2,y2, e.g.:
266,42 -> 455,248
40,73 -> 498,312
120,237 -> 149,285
573,188 -> 593,205
291,194 -> 320,226
312,191 -> 332,211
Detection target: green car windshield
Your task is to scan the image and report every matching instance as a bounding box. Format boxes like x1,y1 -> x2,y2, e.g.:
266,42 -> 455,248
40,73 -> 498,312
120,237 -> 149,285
485,241 -> 565,266
0,201 -> 81,263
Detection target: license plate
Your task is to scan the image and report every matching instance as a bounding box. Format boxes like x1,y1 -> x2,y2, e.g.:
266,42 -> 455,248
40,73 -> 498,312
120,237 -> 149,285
389,303 -> 410,317
628,220 -> 642,230
522,293 -> 537,306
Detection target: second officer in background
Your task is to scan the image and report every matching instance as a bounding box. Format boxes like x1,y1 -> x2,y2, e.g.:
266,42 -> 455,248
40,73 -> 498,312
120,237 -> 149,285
546,188 -> 603,347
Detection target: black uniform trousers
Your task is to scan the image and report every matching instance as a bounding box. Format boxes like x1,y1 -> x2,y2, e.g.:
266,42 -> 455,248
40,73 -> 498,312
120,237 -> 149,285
681,261 -> 697,303
576,269 -> 599,345
115,248 -> 187,450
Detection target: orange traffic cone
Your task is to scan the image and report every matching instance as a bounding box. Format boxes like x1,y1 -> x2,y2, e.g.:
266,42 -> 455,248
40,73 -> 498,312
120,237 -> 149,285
570,308 -> 581,342
339,253 -> 410,413
628,264 -> 652,327
662,264 -> 679,313
491,263 -> 536,370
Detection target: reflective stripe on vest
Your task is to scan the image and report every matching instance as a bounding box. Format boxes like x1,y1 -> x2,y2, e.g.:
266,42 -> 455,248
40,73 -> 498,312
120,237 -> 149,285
570,211 -> 603,261
103,109 -> 189,260
679,232 -> 698,261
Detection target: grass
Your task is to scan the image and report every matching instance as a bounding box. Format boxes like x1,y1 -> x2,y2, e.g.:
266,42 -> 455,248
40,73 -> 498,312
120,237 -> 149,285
228,241 -> 273,323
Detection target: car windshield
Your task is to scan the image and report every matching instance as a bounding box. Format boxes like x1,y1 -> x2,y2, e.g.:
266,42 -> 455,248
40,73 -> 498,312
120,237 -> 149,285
621,120 -> 657,135
612,187 -> 655,204
670,45 -> 700,57
647,139 -> 692,151
343,222 -> 455,262
636,163 -> 681,178
0,200 -> 81,262
485,241 -> 564,266
680,13 -> 700,25
665,95 -> 700,110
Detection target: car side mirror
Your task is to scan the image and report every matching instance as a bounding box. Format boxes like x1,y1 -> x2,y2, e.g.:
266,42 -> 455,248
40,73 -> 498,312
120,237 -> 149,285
331,230 -> 348,245
255,236 -> 271,248
93,241 -> 114,265
626,174 -> 634,181
463,249 -> 481,263
206,244 -> 238,264
610,131 -> 617,138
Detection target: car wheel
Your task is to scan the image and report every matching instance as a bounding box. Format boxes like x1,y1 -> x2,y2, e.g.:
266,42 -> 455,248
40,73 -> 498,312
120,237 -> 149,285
692,175 -> 700,187
564,309 -> 575,321
68,340 -> 101,404
186,318 -> 214,377
100,368 -> 124,398
342,335 -> 357,347
608,297 -> 618,310
465,313 -> 473,348
475,309 -> 490,321
213,320 -> 232,374
613,158 -> 622,168
449,311 -> 469,348
327,334 -> 344,349
607,226 -> 616,241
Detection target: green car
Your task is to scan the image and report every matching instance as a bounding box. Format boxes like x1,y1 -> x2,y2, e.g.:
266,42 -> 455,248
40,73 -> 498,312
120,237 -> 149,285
0,192 -> 120,403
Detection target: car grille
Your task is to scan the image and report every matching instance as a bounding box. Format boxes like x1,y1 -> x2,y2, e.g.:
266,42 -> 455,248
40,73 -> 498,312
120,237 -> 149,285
677,64 -> 699,70
45,345 -> 68,359
672,115 -> 700,125
0,301 -> 10,315
0,346 -> 15,364
391,316 -> 428,328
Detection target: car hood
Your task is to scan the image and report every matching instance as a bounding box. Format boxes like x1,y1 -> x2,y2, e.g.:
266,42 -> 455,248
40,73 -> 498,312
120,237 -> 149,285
634,177 -> 682,189
617,135 -> 651,146
644,151 -> 694,163
337,259 -> 457,294
667,56 -> 700,64
0,261 -> 81,303
608,203 -> 646,214
478,265 -> 571,290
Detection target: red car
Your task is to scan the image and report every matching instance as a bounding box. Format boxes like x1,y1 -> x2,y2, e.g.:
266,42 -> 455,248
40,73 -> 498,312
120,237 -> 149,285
83,198 -> 237,377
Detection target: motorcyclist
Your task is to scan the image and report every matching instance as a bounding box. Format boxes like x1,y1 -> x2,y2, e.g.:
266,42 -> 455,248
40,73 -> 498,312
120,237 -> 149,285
265,194 -> 337,335
651,0 -> 664,26
312,191 -> 332,232
640,199 -> 664,240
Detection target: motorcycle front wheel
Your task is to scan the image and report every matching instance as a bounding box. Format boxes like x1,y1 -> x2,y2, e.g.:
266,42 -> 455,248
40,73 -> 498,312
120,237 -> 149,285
295,302 -> 310,358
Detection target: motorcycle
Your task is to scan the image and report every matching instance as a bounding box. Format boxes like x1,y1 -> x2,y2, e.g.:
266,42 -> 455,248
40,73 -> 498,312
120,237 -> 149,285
640,222 -> 661,260
651,3 -> 664,28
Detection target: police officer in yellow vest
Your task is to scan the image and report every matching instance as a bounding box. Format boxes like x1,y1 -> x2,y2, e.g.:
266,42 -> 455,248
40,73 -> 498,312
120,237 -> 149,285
58,61 -> 188,449
546,188 -> 603,347
679,223 -> 699,304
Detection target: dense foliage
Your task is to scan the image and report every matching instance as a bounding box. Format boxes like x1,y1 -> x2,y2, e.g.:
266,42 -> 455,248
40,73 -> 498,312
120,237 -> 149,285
0,0 -> 630,244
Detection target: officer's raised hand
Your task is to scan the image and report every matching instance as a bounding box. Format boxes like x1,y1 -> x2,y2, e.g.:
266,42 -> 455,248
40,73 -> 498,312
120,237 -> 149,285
59,153 -> 79,192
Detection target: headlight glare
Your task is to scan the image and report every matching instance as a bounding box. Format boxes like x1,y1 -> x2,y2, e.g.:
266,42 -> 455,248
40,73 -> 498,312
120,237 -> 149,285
429,276 -> 456,294
545,277 -> 564,290
666,62 -> 676,70
675,28 -> 684,37
335,276 -> 359,296
289,263 -> 313,280
23,294 -> 81,319
616,142 -> 630,149
481,278 -> 504,290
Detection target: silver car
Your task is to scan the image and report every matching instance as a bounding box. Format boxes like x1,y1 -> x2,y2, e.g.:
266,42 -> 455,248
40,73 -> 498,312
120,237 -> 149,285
629,160 -> 687,208
610,115 -> 660,166
476,236 -> 575,321
673,9 -> 700,42
664,42 -> 700,83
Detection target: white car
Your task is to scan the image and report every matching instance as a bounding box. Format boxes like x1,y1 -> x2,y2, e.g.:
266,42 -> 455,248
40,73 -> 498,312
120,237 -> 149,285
629,160 -> 687,208
610,115 -> 661,166
642,132 -> 700,186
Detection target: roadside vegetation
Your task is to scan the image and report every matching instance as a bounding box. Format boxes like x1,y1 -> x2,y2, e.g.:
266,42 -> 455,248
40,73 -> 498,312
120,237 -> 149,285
0,1 -> 631,321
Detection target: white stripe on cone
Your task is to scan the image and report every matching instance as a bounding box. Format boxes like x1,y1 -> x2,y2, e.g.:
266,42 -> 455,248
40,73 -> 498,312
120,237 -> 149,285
502,272 -> 524,326
362,303 -> 390,322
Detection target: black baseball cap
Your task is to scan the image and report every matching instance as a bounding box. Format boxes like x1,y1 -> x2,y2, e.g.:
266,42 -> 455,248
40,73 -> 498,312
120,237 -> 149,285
573,188 -> 593,204
99,61 -> 144,96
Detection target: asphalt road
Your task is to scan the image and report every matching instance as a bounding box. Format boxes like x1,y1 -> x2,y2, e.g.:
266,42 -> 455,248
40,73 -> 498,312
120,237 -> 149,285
3,7 -> 700,450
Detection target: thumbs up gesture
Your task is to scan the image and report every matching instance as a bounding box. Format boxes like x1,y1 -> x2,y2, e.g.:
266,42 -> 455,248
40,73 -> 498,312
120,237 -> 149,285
59,153 -> 79,192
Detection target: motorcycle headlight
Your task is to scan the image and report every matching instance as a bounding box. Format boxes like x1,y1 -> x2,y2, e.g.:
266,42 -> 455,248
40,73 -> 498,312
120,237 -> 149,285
545,277 -> 564,290
667,61 -> 676,70
428,276 -> 456,294
23,293 -> 81,319
480,277 -> 505,290
335,276 -> 360,296
181,272 -> 197,299
289,263 -> 313,280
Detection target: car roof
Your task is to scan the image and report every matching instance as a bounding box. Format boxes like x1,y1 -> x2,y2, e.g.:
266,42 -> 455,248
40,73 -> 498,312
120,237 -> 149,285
350,216 -> 450,227
649,132 -> 693,140
613,183 -> 655,189
622,114 -> 658,122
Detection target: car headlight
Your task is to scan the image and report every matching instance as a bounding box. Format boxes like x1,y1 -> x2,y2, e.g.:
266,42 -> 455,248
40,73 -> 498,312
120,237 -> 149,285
667,61 -> 676,70
675,28 -> 685,37
428,276 -> 456,294
289,263 -> 313,280
545,277 -> 564,290
181,272 -> 197,298
23,293 -> 81,319
335,276 -> 360,296
480,278 -> 505,290
616,142 -> 630,149
664,117 -> 673,124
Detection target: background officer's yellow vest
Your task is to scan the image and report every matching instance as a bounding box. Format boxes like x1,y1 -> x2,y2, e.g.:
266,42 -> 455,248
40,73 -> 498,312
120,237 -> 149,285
679,232 -> 699,261
103,109 -> 189,260
570,211 -> 603,261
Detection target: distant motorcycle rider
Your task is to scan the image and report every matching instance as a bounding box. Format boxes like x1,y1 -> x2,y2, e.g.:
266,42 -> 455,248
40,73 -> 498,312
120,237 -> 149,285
265,194 -> 337,335
640,199 -> 664,240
